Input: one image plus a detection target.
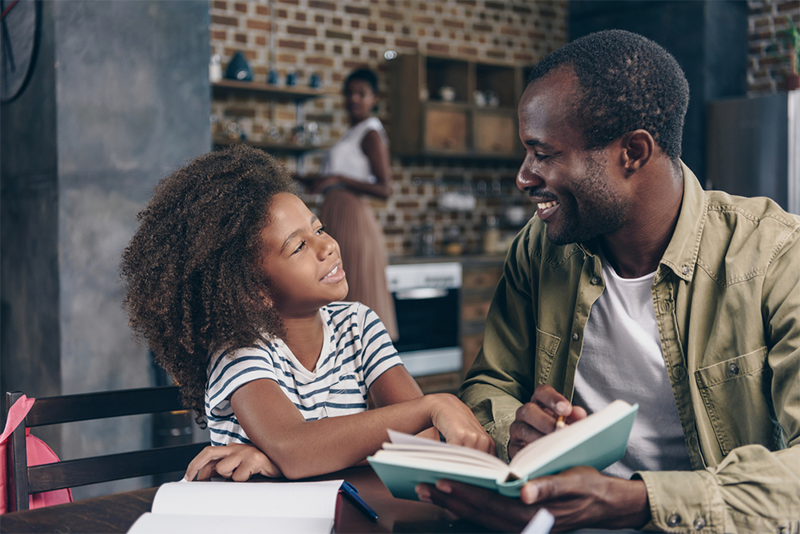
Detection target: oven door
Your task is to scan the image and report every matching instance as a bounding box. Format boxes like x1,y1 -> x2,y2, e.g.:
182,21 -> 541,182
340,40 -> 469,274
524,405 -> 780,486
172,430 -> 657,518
386,263 -> 462,377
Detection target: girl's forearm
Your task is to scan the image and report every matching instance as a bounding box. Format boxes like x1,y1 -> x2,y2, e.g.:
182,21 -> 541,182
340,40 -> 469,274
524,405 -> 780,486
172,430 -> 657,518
243,395 -> 443,480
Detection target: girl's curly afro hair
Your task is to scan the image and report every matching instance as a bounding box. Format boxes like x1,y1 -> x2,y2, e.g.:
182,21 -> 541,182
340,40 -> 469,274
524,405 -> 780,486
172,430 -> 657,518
120,145 -> 296,422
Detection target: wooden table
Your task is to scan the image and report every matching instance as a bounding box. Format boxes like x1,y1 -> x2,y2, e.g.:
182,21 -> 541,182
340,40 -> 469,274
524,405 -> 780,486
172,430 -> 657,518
0,466 -> 491,533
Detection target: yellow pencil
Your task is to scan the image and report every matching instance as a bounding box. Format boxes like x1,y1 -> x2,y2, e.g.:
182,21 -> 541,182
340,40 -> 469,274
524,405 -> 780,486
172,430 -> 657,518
555,415 -> 566,430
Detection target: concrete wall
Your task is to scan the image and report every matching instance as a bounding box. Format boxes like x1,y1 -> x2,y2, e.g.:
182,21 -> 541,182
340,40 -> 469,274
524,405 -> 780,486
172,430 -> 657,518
1,0 -> 210,499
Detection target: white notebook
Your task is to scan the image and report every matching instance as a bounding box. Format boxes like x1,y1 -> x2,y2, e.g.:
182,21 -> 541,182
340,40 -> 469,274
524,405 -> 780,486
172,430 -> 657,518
127,479 -> 343,534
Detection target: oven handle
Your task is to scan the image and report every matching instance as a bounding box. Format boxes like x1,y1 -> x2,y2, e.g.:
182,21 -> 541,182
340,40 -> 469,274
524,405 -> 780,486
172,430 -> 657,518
394,288 -> 449,300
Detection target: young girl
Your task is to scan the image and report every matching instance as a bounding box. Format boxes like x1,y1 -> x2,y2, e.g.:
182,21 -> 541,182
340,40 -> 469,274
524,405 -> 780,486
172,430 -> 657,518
121,145 -> 492,482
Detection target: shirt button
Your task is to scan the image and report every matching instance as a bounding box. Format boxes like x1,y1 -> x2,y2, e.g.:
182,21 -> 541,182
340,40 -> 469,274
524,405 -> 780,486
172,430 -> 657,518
590,276 -> 601,285
667,513 -> 682,527
682,266 -> 690,275
572,332 -> 579,341
693,516 -> 706,530
729,363 -> 739,375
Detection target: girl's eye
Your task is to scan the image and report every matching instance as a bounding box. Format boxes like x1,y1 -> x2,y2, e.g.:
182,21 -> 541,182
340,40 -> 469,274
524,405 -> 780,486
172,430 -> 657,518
292,240 -> 306,254
316,225 -> 326,235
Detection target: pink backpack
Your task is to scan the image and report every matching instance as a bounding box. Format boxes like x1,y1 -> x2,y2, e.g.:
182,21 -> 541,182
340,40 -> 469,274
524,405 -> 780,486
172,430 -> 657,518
1,394 -> 73,514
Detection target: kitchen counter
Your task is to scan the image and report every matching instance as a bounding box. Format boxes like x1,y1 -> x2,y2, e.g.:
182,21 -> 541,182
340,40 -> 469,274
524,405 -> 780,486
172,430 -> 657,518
388,253 -> 507,267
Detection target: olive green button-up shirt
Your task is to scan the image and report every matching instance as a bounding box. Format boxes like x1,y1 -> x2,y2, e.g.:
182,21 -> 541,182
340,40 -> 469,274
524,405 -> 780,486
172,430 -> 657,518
460,163 -> 800,533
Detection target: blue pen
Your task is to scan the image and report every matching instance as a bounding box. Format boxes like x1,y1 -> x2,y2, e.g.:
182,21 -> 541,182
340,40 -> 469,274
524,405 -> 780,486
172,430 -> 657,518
340,481 -> 378,521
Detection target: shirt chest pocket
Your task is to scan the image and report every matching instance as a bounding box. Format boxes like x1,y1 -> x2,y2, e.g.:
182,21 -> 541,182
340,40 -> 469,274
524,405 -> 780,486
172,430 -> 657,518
694,347 -> 780,456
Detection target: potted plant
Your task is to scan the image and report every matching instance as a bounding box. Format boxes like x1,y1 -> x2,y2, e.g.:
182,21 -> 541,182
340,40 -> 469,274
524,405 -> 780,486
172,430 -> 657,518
782,16 -> 800,90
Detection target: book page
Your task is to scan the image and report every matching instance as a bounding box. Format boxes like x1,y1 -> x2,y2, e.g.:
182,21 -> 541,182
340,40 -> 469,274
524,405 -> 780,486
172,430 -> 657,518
128,513 -> 334,534
150,479 -> 343,519
387,429 -> 508,470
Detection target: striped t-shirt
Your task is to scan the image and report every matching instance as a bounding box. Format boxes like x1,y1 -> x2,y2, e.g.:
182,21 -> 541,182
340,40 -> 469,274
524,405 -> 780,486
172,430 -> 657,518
205,302 -> 404,446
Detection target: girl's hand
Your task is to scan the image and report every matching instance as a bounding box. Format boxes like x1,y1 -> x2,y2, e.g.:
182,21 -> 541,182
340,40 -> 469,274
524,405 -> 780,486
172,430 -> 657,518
184,443 -> 283,482
428,394 -> 495,455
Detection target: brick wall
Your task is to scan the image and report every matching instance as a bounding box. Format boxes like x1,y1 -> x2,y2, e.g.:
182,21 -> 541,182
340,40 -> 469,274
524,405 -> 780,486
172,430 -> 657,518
748,0 -> 800,95
209,0 -> 568,255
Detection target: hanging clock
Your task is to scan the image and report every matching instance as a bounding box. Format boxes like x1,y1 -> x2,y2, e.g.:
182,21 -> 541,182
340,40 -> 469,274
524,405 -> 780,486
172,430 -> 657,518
1,0 -> 41,103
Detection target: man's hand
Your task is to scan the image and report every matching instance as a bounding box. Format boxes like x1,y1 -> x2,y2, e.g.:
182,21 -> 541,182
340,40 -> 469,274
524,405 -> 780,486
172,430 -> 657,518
184,443 -> 283,482
508,385 -> 587,459
415,467 -> 651,532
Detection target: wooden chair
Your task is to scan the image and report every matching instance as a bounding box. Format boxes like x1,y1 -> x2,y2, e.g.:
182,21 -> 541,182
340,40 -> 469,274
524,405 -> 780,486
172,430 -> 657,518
6,386 -> 209,512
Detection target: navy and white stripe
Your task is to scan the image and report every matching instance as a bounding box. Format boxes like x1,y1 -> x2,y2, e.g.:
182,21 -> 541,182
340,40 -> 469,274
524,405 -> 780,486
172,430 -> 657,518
205,302 -> 404,446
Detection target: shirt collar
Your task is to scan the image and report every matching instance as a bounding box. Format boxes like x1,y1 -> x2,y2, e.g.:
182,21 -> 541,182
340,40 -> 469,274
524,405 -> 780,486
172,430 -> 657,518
657,161 -> 707,283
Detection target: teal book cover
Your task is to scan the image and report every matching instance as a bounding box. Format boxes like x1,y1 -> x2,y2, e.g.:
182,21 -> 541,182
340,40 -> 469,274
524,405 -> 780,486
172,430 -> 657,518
369,400 -> 638,500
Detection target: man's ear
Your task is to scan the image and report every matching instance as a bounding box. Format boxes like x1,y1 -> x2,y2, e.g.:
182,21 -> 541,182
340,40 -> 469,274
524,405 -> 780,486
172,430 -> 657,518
621,129 -> 654,175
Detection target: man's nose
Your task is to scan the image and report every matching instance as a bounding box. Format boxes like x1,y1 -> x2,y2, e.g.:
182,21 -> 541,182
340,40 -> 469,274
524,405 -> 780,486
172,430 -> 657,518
516,159 -> 543,192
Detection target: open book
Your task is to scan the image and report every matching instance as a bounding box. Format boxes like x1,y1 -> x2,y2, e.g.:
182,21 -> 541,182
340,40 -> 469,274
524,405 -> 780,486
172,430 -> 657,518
127,479 -> 343,534
368,400 -> 638,499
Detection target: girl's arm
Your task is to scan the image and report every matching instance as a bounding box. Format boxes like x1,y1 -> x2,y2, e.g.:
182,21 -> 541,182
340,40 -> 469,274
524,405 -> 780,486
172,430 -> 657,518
309,130 -> 392,199
231,366 -> 493,480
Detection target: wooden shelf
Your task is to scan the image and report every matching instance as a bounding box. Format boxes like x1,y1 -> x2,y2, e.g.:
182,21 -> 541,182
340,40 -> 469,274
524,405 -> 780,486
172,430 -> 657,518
213,137 -> 331,155
212,80 -> 336,102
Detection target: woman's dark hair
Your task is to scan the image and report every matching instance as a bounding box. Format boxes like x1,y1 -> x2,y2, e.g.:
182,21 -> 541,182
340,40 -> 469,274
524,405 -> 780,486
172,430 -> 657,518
527,29 -> 689,161
120,145 -> 296,422
344,68 -> 379,95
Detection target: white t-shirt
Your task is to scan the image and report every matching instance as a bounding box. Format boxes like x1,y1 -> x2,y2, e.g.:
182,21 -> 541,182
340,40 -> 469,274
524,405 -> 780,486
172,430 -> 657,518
205,302 -> 403,446
575,255 -> 692,478
321,117 -> 387,184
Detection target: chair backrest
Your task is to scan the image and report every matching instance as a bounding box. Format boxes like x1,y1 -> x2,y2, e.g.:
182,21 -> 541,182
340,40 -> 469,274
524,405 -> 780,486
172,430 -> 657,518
6,386 -> 208,512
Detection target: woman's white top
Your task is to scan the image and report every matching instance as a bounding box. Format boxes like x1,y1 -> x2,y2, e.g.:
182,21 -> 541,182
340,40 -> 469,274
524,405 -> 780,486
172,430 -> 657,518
320,117 -> 388,184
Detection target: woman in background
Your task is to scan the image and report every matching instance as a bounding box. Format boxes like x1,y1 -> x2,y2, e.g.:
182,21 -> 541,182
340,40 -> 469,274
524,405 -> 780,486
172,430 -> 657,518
303,68 -> 398,339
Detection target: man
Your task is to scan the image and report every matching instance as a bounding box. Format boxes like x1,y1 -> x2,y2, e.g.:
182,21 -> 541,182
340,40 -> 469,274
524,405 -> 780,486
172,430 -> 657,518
416,30 -> 800,532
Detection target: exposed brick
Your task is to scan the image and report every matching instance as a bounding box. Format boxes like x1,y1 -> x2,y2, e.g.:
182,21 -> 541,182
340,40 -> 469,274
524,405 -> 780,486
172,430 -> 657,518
473,23 -> 492,32
443,19 -> 464,29
487,49 -> 506,59
307,56 -> 335,67
288,25 -> 317,36
277,53 -> 297,63
455,0 -> 477,5
211,30 -> 227,40
315,43 -> 325,51
351,20 -> 360,28
363,35 -> 386,45
457,45 -> 477,56
333,17 -> 343,26
296,12 -> 306,21
325,29 -> 353,40
277,9 -> 288,18
368,22 -> 378,31
247,19 -> 269,31
485,1 -> 506,10
512,4 -> 532,14
255,35 -> 267,46
309,0 -> 336,10
212,14 -> 238,26
234,2 -> 247,13
256,5 -> 268,15
385,23 -> 394,32
212,1 -> 227,10
315,14 -> 325,23
501,26 -> 521,36
278,39 -> 306,50
427,42 -> 449,54
277,0 -> 299,4
380,10 -> 404,20
413,15 -> 435,24
395,38 -> 418,48
345,5 -> 370,15
234,33 -> 247,43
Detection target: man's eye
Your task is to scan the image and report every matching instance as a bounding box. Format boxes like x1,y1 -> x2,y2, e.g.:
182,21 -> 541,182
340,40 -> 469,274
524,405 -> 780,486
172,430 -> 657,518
534,153 -> 549,161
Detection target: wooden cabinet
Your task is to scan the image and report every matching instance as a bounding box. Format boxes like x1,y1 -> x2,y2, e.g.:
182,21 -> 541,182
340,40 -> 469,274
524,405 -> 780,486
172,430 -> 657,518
389,54 -> 526,159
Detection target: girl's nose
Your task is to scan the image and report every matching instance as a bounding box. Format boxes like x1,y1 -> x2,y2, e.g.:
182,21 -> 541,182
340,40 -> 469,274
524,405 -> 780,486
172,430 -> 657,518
316,234 -> 336,259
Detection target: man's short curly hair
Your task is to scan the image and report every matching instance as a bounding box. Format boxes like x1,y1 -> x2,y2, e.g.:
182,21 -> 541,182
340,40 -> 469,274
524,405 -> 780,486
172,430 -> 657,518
120,145 -> 296,422
527,29 -> 689,161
